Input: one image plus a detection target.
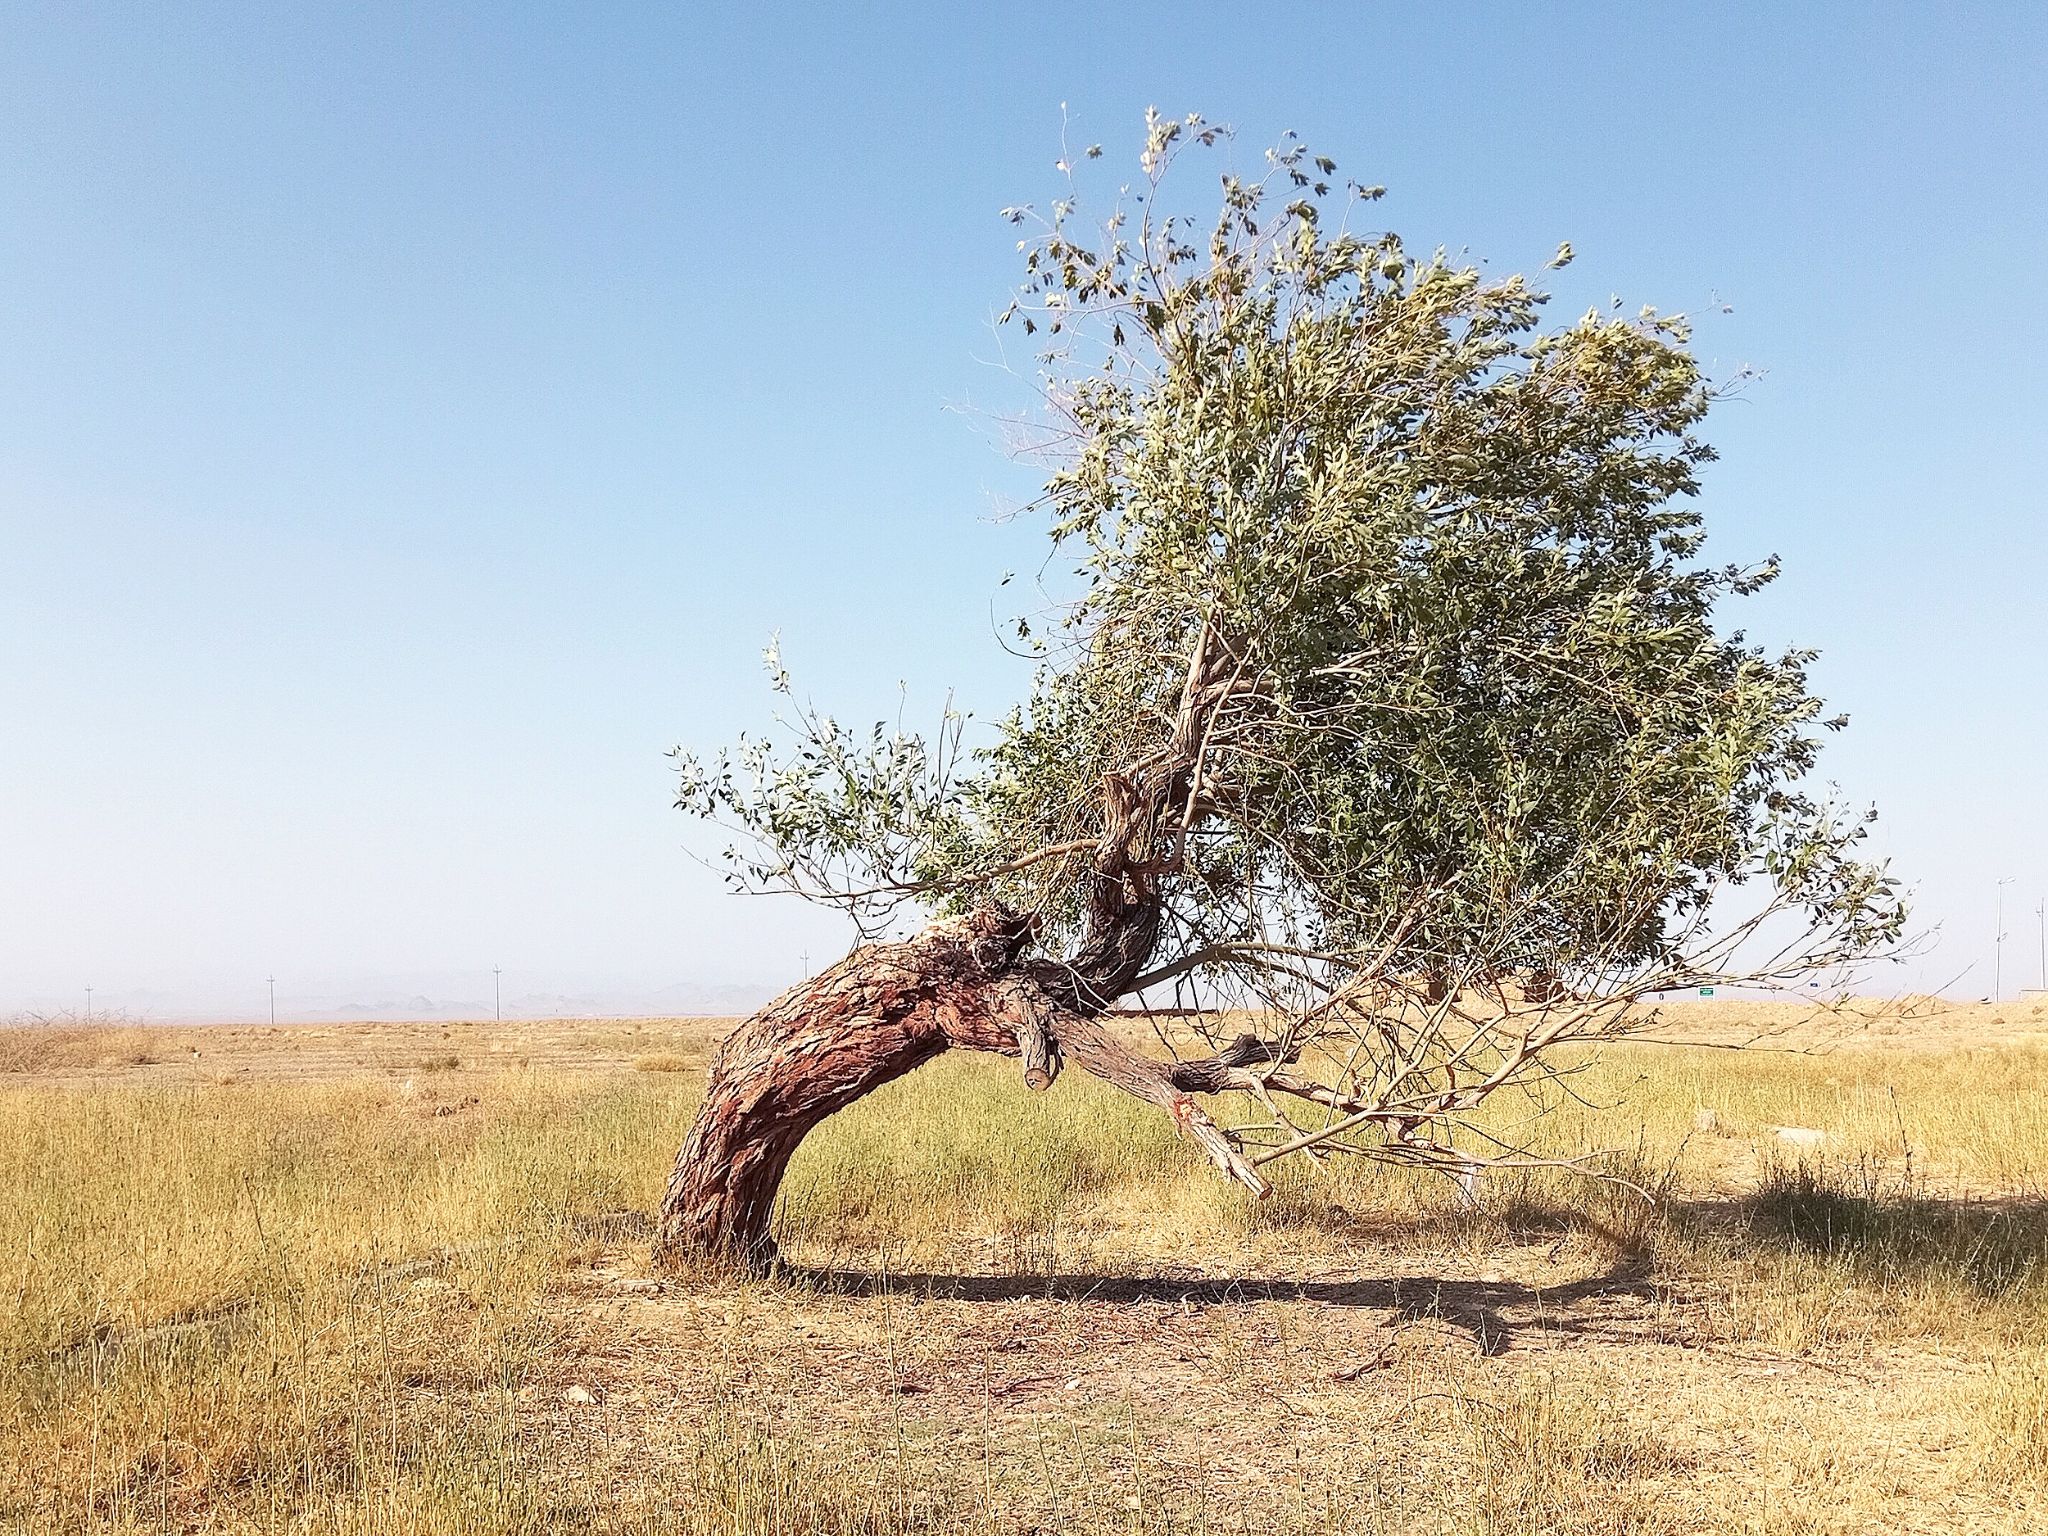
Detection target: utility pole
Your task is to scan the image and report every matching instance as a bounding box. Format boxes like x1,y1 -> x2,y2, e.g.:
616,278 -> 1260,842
268,975 -> 276,1027
2038,900 -> 2046,993
1995,878 -> 2014,1000
83,984 -> 92,1022
493,966 -> 502,1023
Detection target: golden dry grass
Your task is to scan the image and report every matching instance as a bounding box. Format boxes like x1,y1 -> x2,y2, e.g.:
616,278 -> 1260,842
3,1005 -> 2046,1533
0,1023 -> 184,1074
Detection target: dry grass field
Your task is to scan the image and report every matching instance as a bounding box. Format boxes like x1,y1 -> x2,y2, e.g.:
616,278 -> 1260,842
5,998 -> 2048,1534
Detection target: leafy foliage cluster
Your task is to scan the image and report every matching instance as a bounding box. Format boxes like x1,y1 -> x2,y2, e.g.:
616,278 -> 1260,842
676,111 -> 1902,1017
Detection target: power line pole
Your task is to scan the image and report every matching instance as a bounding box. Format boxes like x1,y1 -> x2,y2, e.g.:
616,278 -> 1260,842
83,984 -> 92,1022
2038,900 -> 2046,993
493,966 -> 502,1023
1995,878 -> 2014,1000
268,975 -> 276,1027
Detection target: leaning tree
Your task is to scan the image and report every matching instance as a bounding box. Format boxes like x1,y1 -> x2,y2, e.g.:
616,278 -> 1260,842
655,113 -> 1904,1270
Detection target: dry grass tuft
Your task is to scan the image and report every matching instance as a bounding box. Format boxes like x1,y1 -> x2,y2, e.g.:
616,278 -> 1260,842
1455,1373 -> 1700,1534
1971,1348 -> 2048,1488
1737,1158 -> 2048,1301
0,1020 -> 187,1075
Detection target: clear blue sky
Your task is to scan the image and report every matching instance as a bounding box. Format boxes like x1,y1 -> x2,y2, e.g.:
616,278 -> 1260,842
3,3 -> 2043,1016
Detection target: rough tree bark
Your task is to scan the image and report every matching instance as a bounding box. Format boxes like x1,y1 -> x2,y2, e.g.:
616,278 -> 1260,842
652,904 -> 1275,1270
655,628 -> 1272,1271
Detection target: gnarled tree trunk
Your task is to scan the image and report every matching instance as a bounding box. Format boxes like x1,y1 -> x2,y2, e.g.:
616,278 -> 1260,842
653,906 -> 1271,1271
654,910 -> 1032,1268
655,628 -> 1280,1271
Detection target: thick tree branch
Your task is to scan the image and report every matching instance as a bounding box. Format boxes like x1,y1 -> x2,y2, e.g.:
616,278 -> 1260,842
994,977 -> 1063,1091
1008,969 -> 1271,1197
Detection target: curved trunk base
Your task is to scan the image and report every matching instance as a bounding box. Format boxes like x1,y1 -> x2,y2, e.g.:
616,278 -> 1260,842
654,916 -> 1271,1273
654,913 -> 1033,1269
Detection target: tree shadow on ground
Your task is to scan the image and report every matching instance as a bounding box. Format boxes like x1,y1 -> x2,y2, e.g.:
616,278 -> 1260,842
789,1258 -> 1660,1358
777,1179 -> 2048,1354
1686,1166 -> 2048,1300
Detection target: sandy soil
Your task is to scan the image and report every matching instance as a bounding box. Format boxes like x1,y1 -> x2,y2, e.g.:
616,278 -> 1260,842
510,1221 -> 2032,1535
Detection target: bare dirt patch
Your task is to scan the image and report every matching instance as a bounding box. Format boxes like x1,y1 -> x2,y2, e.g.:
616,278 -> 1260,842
525,1227 -> 2029,1534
